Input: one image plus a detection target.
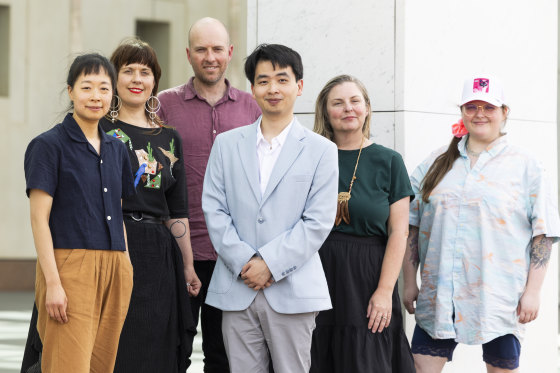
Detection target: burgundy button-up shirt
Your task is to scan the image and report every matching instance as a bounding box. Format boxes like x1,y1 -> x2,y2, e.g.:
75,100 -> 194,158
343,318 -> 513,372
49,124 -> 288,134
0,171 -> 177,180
158,78 -> 261,260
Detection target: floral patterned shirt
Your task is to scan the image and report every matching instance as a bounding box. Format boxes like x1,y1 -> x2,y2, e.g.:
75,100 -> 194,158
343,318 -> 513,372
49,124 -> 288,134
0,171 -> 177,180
409,135 -> 560,344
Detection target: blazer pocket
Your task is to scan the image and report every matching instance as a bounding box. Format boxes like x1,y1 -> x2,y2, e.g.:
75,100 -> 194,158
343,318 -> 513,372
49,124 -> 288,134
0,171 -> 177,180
290,256 -> 330,299
282,174 -> 313,209
207,261 -> 234,294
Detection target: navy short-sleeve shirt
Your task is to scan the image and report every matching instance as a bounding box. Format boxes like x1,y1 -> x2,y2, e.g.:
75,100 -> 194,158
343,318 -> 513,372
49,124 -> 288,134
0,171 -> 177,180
24,113 -> 136,251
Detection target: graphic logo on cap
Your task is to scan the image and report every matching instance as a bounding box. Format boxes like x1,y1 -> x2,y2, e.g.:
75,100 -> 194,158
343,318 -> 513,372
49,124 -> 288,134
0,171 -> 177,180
473,78 -> 489,93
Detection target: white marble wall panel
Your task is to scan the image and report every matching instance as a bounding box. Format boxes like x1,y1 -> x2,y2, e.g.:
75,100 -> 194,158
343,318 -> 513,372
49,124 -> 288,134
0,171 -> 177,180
398,112 -> 459,172
400,111 -> 558,372
398,0 -> 558,123
248,0 -> 395,114
370,112 -> 395,149
294,113 -> 314,130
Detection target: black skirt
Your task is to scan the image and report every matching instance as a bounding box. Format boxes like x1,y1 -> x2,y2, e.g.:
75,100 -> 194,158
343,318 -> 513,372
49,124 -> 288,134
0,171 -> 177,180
20,221 -> 196,373
310,232 -> 415,373
113,220 -> 196,373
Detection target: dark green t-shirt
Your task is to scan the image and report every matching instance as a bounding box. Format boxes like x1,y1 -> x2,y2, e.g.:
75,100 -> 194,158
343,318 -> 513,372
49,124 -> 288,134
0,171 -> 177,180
332,143 -> 414,237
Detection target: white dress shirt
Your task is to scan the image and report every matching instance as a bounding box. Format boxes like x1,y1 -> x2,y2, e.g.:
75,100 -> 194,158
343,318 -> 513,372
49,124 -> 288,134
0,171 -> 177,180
256,119 -> 293,196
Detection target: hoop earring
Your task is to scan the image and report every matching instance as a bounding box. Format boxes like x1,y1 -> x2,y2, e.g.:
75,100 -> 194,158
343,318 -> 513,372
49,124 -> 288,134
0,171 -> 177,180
110,95 -> 122,123
145,95 -> 161,126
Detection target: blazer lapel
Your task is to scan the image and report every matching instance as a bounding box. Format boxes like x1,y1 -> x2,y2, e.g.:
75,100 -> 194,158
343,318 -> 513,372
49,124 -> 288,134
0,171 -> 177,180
237,122 -> 261,203
261,119 -> 305,205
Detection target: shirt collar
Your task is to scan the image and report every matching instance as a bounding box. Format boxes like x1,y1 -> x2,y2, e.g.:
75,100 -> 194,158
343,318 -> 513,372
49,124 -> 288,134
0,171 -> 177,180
61,113 -> 111,144
184,77 -> 237,103
256,118 -> 294,148
458,133 -> 508,157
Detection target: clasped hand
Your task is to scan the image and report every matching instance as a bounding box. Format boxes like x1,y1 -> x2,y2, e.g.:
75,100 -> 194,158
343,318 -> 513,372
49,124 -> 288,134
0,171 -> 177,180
241,257 -> 274,290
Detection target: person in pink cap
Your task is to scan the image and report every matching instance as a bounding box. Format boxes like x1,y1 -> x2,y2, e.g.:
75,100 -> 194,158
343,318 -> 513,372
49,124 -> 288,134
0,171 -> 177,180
403,75 -> 560,372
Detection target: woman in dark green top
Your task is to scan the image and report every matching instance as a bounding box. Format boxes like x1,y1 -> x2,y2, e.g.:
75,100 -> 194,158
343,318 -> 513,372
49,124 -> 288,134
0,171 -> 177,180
310,75 -> 415,373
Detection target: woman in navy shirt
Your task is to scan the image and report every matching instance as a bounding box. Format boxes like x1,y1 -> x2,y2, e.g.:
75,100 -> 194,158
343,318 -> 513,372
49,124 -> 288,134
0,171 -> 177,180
24,53 -> 135,373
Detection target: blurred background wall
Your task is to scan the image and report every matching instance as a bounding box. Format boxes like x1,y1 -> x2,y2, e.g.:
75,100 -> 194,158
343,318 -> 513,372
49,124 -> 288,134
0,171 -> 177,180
0,0 -> 249,266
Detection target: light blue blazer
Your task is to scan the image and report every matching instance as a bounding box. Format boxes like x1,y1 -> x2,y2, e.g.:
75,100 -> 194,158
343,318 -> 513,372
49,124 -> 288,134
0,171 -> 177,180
202,117 -> 338,313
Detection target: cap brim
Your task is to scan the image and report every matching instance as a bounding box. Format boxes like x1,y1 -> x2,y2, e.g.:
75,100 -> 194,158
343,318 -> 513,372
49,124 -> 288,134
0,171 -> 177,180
460,93 -> 503,107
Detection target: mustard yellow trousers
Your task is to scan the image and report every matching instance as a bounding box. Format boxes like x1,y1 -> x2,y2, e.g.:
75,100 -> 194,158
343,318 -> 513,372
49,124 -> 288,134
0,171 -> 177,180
35,249 -> 133,373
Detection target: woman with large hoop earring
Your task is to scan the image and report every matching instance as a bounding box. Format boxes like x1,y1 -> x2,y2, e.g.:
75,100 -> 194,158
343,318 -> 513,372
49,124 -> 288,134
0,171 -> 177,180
100,38 -> 200,372
21,38 -> 200,373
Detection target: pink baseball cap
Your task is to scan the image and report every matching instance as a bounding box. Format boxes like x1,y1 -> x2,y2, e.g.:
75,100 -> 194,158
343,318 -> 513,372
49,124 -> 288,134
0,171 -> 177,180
460,75 -> 506,107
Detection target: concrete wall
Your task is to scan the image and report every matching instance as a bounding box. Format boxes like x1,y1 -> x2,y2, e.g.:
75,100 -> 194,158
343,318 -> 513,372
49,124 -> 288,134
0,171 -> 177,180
1,0 -> 249,260
246,0 -> 558,370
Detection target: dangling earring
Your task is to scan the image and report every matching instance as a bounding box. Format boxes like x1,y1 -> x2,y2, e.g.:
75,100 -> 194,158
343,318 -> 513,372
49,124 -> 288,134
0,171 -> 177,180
110,95 -> 122,123
145,95 -> 161,126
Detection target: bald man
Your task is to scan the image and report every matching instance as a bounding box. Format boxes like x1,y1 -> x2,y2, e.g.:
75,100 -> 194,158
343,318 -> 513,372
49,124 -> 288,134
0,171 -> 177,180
158,17 -> 261,372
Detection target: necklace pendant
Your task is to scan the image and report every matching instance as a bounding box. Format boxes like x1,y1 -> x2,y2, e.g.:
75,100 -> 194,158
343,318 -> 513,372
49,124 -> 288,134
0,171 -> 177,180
338,192 -> 351,202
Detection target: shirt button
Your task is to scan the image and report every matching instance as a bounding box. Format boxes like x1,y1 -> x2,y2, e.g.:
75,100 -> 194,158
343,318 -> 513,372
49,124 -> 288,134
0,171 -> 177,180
213,130 -> 217,134
100,159 -> 103,164
257,217 -> 264,224
103,188 -> 108,192
107,216 -> 111,221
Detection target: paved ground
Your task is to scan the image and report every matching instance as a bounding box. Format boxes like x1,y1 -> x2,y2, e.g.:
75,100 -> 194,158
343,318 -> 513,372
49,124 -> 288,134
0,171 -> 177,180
0,291 -> 204,373
2,292 -> 560,372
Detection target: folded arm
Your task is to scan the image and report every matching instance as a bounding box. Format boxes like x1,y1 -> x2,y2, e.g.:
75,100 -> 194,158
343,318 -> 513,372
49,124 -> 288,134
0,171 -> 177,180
203,138 -> 338,290
257,144 -> 338,283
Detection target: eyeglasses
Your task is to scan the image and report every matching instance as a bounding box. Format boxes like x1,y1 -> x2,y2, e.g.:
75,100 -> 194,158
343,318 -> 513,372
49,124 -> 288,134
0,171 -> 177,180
462,104 -> 498,116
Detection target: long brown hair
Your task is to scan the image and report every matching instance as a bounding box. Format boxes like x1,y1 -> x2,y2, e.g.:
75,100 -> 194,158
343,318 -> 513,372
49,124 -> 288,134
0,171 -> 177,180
420,105 -> 509,202
313,75 -> 371,140
420,136 -> 461,202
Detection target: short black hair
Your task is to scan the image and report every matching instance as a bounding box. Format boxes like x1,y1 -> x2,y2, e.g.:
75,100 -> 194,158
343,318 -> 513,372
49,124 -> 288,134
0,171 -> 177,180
244,44 -> 303,85
67,53 -> 117,91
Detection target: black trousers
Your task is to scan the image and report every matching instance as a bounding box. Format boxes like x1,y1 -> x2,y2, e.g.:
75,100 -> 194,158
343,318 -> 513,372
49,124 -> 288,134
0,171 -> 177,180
21,303 -> 41,373
191,260 -> 230,373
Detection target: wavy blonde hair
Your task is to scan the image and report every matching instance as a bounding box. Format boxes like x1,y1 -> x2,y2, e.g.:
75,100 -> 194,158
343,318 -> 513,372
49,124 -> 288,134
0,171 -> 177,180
313,75 -> 371,140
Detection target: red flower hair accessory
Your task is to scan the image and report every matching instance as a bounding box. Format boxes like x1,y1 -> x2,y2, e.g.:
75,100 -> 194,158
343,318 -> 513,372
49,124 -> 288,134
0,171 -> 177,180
452,118 -> 468,138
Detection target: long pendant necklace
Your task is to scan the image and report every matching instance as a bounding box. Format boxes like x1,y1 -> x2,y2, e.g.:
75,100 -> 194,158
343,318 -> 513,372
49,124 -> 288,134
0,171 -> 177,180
335,137 -> 365,226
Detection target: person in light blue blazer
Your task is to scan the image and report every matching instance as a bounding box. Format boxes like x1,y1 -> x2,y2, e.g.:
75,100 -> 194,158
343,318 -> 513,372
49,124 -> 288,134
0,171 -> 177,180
202,44 -> 338,373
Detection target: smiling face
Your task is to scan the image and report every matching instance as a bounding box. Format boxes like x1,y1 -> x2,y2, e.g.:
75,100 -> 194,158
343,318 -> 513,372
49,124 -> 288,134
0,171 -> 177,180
116,63 -> 155,108
68,70 -> 113,125
461,100 -> 507,143
251,60 -> 303,120
187,20 -> 232,86
326,82 -> 369,137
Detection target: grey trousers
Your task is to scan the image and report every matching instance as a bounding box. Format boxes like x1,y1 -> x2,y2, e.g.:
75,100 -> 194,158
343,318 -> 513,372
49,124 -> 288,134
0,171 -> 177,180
222,291 -> 317,373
